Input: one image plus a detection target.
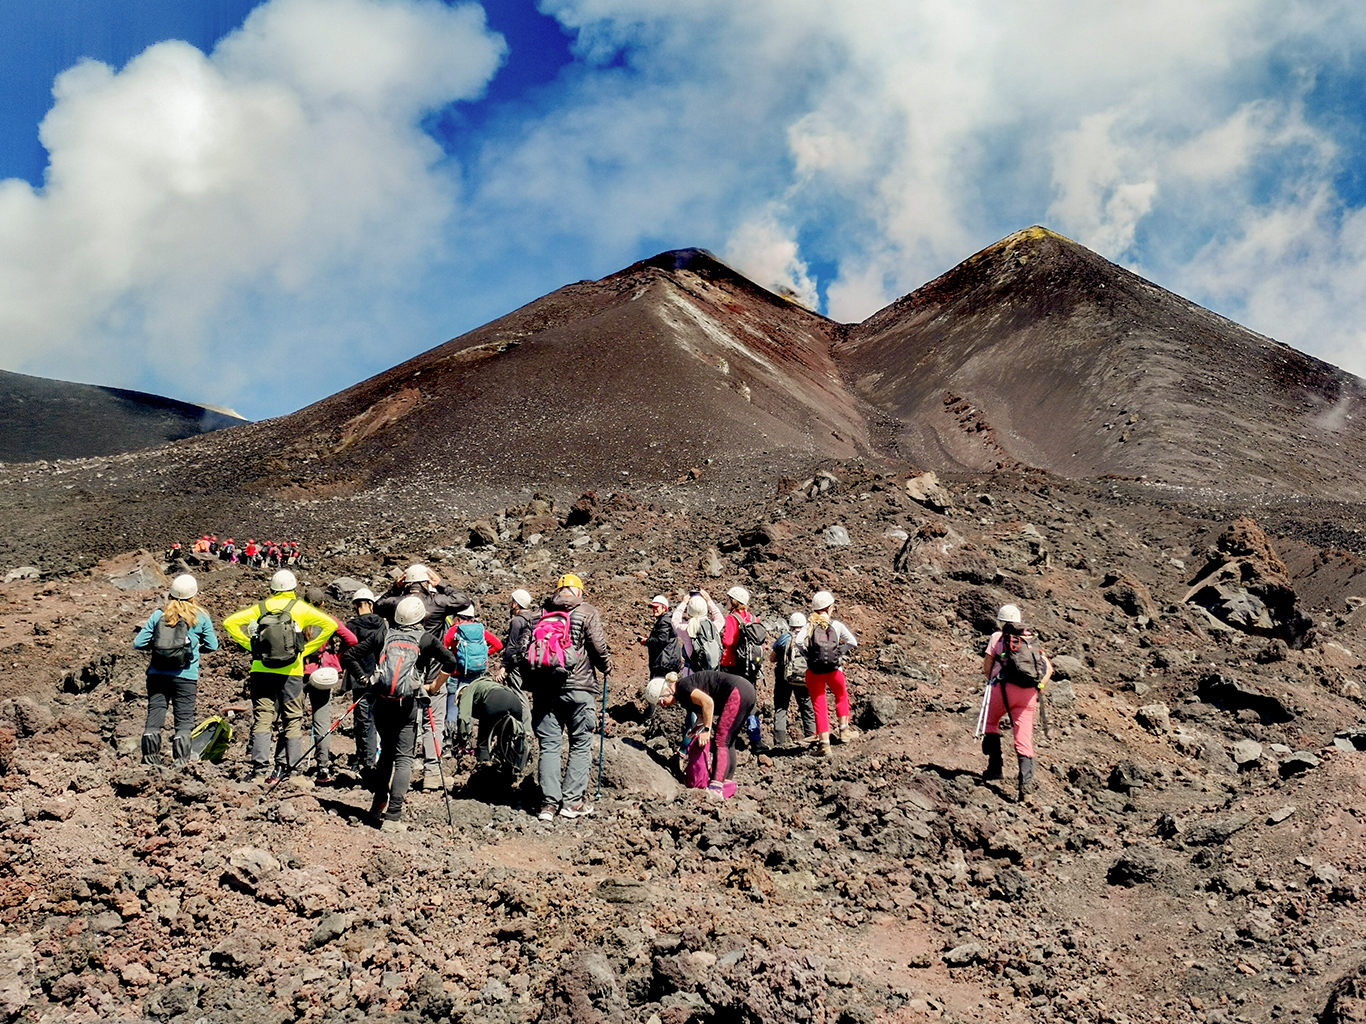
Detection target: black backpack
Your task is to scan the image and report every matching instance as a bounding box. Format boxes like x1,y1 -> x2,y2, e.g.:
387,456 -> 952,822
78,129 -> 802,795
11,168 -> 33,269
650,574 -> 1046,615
488,710 -> 531,777
738,618 -> 768,679
251,599 -> 302,668
806,623 -> 845,674
998,631 -> 1048,687
151,616 -> 193,671
657,631 -> 683,674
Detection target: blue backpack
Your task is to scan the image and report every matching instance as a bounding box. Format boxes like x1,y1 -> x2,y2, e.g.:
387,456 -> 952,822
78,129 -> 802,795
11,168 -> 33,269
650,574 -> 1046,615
453,622 -> 489,676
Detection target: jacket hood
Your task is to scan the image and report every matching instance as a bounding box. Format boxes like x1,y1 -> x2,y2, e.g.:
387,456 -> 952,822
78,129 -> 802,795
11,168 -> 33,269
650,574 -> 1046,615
550,592 -> 583,612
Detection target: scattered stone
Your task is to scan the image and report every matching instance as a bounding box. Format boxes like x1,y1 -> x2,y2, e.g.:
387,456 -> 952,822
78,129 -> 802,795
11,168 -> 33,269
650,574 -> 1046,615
1334,728 -> 1366,752
1268,806 -> 1296,824
857,694 -> 899,730
1231,739 -> 1264,766
1049,655 -> 1087,682
1104,573 -> 1158,619
1280,751 -> 1322,777
468,520 -> 499,548
309,912 -> 350,949
1315,863 -> 1344,887
211,929 -> 263,972
905,472 -> 952,512
1108,761 -> 1146,793
943,942 -> 987,967
1183,815 -> 1253,846
1135,703 -> 1170,734
823,525 -> 851,547
703,548 -> 724,578
2,567 -> 38,583
222,847 -> 282,893
1108,846 -> 1162,886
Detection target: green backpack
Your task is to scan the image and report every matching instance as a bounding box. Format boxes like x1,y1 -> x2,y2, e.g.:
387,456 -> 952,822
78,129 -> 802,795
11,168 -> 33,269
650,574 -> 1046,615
189,715 -> 235,762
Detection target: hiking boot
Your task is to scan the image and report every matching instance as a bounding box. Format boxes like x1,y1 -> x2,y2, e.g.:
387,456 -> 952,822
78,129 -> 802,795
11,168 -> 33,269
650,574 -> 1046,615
816,740 -> 832,758
981,734 -> 1005,781
537,804 -> 556,823
559,801 -> 594,819
369,795 -> 389,819
315,771 -> 334,786
837,725 -> 860,743
772,731 -> 790,749
1017,755 -> 1036,800
379,814 -> 407,833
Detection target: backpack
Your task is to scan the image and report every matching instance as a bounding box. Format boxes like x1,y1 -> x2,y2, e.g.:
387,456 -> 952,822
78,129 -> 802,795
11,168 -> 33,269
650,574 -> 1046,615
189,715 -> 235,762
806,623 -> 845,674
487,710 -> 531,777
738,618 -> 768,678
523,609 -> 582,686
370,626 -> 426,700
452,622 -> 489,676
690,618 -> 723,671
684,730 -> 711,789
998,631 -> 1048,687
150,616 -> 193,671
782,634 -> 808,684
252,599 -> 302,668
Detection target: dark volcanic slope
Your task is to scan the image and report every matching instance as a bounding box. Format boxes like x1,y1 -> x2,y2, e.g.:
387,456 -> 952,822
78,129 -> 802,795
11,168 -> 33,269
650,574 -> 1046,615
0,368 -> 246,462
262,248 -> 877,495
837,226 -> 1366,500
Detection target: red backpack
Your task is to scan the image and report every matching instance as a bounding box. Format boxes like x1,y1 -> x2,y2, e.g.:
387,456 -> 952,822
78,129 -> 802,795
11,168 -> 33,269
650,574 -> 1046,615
523,609 -> 583,686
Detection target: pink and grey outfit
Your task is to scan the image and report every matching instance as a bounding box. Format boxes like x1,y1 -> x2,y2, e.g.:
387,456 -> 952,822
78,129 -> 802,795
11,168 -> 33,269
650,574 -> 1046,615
984,630 -> 1040,757
675,670 -> 756,782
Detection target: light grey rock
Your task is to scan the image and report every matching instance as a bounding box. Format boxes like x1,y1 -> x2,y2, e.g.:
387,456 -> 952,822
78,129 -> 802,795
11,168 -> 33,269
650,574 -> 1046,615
1231,739 -> 1263,765
823,525 -> 851,547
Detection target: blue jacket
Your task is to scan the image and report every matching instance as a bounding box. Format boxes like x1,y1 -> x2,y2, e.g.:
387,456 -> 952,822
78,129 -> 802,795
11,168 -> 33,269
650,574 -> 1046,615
134,609 -> 219,680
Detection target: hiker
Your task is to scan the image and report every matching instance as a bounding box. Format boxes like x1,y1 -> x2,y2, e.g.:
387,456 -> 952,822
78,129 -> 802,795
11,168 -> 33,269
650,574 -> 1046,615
223,570 -> 339,782
637,595 -> 682,679
133,574 -> 219,766
301,588 -> 358,785
244,539 -> 258,565
720,586 -> 767,752
343,587 -> 385,776
770,611 -> 817,748
345,595 -> 461,830
795,590 -> 860,756
980,604 -> 1053,799
442,605 -> 504,737
452,671 -> 532,774
223,538 -> 235,563
374,565 -> 473,790
519,573 -> 612,821
671,590 -> 724,675
503,589 -> 534,691
645,669 -> 756,791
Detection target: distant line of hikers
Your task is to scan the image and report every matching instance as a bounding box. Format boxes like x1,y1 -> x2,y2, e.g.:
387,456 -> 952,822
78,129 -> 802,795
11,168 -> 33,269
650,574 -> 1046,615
166,536 -> 304,569
135,564 -> 1054,826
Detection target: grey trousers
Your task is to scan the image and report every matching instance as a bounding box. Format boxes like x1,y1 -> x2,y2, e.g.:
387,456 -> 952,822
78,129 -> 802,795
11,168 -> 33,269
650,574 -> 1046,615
533,689 -> 596,807
307,686 -> 333,773
773,677 -> 817,742
418,680 -> 447,777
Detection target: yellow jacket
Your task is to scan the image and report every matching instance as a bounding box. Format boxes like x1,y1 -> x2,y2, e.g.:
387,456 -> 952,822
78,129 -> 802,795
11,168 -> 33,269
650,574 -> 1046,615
222,591 -> 337,677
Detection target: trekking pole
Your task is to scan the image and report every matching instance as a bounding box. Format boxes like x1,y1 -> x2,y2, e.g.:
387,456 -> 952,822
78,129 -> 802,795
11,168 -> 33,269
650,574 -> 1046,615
421,697 -> 457,840
973,680 -> 992,739
268,695 -> 363,793
595,671 -> 610,801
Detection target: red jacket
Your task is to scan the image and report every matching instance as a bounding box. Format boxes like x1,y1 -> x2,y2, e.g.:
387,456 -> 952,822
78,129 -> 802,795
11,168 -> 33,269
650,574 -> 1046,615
442,623 -> 504,657
721,609 -> 753,668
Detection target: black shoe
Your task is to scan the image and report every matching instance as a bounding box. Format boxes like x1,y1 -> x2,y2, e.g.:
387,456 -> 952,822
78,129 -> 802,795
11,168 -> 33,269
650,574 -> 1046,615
315,771 -> 334,785
981,734 -> 1005,781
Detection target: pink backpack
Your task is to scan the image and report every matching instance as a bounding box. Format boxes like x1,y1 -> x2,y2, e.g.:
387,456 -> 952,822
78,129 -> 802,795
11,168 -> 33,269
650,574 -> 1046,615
684,733 -> 711,789
524,609 -> 583,685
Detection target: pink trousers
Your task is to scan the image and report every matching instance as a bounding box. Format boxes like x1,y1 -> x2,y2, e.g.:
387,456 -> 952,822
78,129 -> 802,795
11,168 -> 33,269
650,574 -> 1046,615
985,680 -> 1039,758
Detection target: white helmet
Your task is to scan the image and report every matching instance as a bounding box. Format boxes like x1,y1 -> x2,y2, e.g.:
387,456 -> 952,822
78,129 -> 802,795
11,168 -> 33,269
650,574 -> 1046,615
169,574 -> 198,600
352,587 -> 376,603
788,611 -> 807,629
308,667 -> 340,690
510,589 -> 533,609
270,569 -> 297,593
403,564 -> 430,584
395,595 -> 426,626
811,590 -> 835,611
649,594 -> 670,608
997,604 -> 1022,625
687,595 -> 707,617
727,586 -> 750,606
645,677 -> 672,705
455,605 -> 477,619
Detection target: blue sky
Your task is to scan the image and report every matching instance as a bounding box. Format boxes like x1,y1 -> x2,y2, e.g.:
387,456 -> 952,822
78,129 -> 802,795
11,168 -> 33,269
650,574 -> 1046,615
2,0 -> 1366,420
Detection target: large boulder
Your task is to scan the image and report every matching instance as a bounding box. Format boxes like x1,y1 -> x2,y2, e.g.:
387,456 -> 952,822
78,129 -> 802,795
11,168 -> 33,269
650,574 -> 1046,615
596,738 -> 681,801
905,471 -> 952,512
1182,517 -> 1313,647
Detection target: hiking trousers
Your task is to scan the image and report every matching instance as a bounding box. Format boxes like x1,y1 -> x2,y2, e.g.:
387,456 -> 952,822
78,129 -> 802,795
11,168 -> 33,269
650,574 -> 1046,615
144,675 -> 196,765
711,678 -> 756,783
533,689 -> 595,807
373,696 -> 419,817
352,690 -> 378,769
249,672 -> 305,774
773,675 -> 816,743
985,679 -> 1039,758
419,679 -> 448,777
307,686 -> 334,773
805,669 -> 850,736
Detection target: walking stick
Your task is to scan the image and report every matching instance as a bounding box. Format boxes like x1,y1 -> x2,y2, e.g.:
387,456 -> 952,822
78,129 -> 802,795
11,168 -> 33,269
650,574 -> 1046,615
422,697 -> 457,839
973,679 -> 992,739
268,695 -> 363,792
595,671 -> 610,801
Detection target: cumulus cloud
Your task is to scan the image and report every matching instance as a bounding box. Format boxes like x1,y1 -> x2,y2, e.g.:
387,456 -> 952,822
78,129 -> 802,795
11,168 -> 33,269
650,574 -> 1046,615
0,0 -> 503,415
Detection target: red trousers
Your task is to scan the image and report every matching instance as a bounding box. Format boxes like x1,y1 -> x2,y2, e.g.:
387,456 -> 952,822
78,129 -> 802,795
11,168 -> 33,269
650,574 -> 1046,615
805,669 -> 850,735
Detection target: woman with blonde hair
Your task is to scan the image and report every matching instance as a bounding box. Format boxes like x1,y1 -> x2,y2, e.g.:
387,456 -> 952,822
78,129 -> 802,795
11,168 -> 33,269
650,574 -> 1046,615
133,574 -> 219,766
795,590 -> 859,756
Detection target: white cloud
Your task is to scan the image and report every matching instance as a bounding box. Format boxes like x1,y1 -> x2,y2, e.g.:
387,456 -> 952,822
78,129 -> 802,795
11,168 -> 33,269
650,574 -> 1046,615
723,213 -> 818,308
0,0 -> 503,414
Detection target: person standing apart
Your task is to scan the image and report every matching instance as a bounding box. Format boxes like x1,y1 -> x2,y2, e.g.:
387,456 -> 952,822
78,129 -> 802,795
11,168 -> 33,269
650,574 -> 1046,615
133,574 -> 219,766
980,604 -> 1052,799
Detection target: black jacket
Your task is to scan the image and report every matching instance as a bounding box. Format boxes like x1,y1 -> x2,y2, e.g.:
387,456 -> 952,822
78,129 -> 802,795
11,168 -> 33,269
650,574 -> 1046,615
342,612 -> 387,689
504,611 -> 531,672
645,612 -> 681,676
374,582 -> 472,636
344,625 -> 459,686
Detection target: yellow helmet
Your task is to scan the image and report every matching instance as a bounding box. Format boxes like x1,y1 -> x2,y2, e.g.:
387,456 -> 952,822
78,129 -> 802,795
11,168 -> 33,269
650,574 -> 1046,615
558,573 -> 584,590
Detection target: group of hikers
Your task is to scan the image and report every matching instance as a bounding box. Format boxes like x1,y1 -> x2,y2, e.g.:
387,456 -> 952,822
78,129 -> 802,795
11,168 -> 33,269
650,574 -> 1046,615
167,536 -> 303,569
134,564 -> 1054,828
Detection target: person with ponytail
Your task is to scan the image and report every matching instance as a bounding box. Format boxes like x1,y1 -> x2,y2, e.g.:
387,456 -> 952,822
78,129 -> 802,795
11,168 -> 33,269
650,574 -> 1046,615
133,574 -> 219,766
794,590 -> 859,756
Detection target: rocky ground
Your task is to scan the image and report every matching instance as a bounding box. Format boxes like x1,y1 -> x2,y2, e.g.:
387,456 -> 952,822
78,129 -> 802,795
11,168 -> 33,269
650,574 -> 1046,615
4,465 -> 1366,1023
